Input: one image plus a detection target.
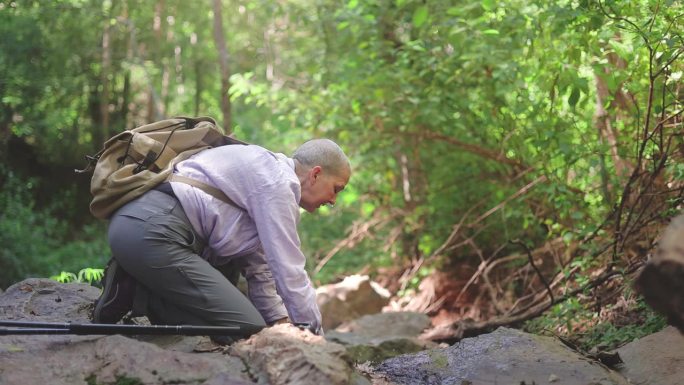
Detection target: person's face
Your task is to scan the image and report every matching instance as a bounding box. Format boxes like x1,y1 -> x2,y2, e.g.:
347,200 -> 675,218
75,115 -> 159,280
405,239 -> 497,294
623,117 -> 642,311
299,166 -> 350,213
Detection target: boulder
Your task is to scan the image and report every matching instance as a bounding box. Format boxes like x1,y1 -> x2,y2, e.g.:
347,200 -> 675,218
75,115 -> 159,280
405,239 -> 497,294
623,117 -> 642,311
373,327 -> 629,385
317,275 -> 390,330
0,334 -> 250,385
230,323 -> 353,385
0,279 -> 358,385
636,214 -> 684,332
616,326 -> 684,385
0,278 -> 100,322
0,279 -> 251,385
327,312 -> 434,364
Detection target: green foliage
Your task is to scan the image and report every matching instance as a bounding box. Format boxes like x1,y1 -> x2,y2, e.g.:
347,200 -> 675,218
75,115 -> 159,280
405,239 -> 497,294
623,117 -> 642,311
525,291 -> 667,351
0,166 -> 109,289
1,0 -> 682,336
577,307 -> 666,350
51,268 -> 104,285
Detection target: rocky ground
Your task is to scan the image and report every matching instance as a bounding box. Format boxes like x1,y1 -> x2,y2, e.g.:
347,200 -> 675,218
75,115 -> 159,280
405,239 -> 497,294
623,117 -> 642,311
0,276 -> 682,384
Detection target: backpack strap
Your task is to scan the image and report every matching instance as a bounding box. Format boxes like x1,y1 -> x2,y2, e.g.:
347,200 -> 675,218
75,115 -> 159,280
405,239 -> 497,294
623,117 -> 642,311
167,174 -> 244,211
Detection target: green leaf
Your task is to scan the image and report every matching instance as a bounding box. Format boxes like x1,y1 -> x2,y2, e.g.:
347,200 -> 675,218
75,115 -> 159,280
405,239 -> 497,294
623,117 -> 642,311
482,29 -> 500,35
482,0 -> 496,11
608,40 -> 631,61
413,6 -> 429,28
568,87 -> 581,107
347,0 -> 358,9
447,7 -> 461,16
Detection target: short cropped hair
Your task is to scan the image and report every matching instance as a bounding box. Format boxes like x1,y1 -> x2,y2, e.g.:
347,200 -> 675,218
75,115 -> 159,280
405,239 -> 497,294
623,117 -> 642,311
293,139 -> 351,176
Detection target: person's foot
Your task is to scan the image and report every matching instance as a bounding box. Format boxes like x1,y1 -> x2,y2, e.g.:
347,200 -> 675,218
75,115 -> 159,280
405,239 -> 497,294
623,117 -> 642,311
92,259 -> 136,324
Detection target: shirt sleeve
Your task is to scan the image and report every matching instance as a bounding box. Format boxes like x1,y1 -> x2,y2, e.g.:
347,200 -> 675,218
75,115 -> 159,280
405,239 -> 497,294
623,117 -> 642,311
236,249 -> 289,324
244,178 -> 324,334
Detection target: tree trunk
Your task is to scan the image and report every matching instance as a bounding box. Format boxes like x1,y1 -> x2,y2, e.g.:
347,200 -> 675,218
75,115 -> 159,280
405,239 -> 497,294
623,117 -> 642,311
195,59 -> 202,116
99,19 -> 112,144
593,41 -> 634,187
594,72 -> 628,179
212,0 -> 232,133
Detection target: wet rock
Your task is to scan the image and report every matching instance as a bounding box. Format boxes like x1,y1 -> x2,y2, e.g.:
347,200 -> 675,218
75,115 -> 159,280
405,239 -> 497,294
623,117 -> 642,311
616,326 -> 684,385
374,327 -> 629,385
230,323 -> 352,385
636,214 -> 684,332
327,312 -> 434,364
335,312 -> 431,339
317,275 -> 390,330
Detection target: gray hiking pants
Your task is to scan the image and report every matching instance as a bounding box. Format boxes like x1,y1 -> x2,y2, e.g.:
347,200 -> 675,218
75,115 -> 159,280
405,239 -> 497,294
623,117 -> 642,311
107,190 -> 266,334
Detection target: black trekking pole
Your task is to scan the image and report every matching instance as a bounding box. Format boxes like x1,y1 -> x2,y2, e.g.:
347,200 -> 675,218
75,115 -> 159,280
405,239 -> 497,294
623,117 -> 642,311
0,320 -> 258,336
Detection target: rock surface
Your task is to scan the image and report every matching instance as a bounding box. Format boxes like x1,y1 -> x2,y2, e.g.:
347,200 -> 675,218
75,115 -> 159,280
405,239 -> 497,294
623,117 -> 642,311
0,278 -> 99,323
0,279 -> 355,385
616,326 -> 684,385
317,275 -> 390,330
0,334 -> 251,385
373,327 -> 629,385
327,312 -> 434,364
230,323 -> 352,385
636,214 -> 684,332
3,278 -> 683,385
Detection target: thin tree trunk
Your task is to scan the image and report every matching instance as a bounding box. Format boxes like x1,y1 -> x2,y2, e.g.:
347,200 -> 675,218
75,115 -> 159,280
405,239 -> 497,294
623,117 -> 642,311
99,19 -> 112,142
121,72 -> 130,127
195,60 -> 202,116
594,73 -> 628,178
148,0 -> 165,121
212,0 -> 232,133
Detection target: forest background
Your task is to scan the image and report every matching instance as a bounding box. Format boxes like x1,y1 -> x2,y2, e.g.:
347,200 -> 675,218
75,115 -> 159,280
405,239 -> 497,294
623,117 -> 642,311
1,0 -> 682,348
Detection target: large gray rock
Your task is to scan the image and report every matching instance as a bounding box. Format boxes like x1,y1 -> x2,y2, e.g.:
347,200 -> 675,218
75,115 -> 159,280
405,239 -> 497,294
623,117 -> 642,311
0,278 -> 100,322
317,275 -> 390,330
230,323 -> 353,385
636,214 -> 684,332
616,326 -> 684,385
327,312 -> 434,364
0,279 -> 250,385
0,279 -> 357,385
0,334 -> 250,385
373,327 -> 629,385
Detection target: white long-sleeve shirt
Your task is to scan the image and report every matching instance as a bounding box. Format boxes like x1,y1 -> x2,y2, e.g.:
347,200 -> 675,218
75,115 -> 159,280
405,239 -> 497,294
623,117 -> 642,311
169,144 -> 322,332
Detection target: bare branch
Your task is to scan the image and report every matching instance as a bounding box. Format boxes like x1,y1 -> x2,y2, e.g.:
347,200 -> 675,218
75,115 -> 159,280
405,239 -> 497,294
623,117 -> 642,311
510,239 -> 554,304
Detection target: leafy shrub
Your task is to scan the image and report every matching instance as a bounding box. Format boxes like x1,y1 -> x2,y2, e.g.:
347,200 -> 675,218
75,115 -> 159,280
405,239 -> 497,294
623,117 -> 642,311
0,166 -> 109,289
524,287 -> 667,351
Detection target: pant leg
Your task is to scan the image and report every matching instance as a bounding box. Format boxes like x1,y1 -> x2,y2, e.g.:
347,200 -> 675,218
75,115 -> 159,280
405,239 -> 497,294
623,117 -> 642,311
107,191 -> 265,335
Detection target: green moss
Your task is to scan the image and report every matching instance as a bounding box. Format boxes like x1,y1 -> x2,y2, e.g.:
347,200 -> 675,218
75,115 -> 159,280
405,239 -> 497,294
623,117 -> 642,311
427,350 -> 448,369
346,339 -> 425,364
85,374 -> 99,385
114,376 -> 144,385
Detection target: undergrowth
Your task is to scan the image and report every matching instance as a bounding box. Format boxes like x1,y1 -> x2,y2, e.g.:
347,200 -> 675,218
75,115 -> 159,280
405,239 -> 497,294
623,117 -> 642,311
524,286 -> 667,351
0,166 -> 109,289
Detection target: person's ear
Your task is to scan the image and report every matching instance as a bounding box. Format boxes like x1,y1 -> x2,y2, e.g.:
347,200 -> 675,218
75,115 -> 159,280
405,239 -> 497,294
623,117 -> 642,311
310,166 -> 322,183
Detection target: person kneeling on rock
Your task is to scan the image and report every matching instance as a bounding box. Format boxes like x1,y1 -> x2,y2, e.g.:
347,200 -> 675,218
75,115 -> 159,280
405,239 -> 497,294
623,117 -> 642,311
92,139 -> 351,342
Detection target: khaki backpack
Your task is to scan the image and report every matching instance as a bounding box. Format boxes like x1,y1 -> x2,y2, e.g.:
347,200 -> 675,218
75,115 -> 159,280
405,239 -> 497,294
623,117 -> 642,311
78,116 -> 245,219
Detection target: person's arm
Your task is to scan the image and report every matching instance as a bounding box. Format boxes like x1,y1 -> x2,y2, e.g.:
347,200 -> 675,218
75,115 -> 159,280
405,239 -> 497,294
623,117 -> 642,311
236,249 -> 289,325
245,179 -> 323,334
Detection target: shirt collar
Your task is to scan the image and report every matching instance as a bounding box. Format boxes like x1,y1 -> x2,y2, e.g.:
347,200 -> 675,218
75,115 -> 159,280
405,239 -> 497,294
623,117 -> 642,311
275,152 -> 295,171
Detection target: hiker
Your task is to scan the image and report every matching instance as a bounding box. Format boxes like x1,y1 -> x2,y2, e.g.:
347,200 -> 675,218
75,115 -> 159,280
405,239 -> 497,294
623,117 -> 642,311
92,138 -> 351,339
